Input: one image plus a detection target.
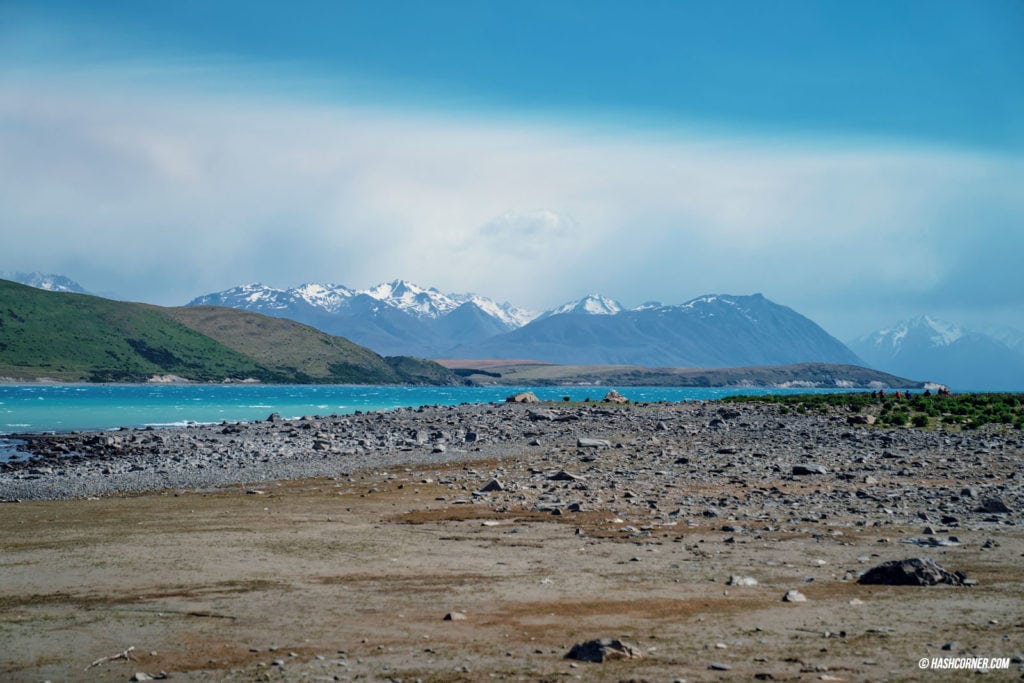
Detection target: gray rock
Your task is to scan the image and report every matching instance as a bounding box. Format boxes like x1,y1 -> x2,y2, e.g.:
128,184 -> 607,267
577,437 -> 611,448
792,463 -> 828,475
443,611 -> 467,621
857,557 -> 970,586
977,497 -> 1011,514
565,638 -> 642,662
477,478 -> 504,493
783,589 -> 807,602
548,470 -> 584,481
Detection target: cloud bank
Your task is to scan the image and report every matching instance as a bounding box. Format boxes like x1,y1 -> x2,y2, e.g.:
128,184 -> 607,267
0,71 -> 1021,338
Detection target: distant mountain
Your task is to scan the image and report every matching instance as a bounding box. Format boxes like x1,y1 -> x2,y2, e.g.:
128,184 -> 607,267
980,325 -> 1024,355
849,316 -> 1024,391
538,294 -> 623,318
453,293 -> 864,368
188,280 -> 536,356
0,279 -> 457,384
1,271 -> 87,294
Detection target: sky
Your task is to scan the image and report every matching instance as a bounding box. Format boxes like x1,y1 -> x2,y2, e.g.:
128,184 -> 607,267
1,1 -> 1022,340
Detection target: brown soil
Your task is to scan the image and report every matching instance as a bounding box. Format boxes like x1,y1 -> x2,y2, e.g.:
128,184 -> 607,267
2,460 -> 1022,682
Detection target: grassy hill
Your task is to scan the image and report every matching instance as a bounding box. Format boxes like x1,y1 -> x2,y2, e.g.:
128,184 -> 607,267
0,279 -> 458,384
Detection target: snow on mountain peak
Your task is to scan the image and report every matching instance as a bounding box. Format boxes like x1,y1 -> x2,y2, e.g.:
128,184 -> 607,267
866,315 -> 965,351
920,315 -> 963,346
363,279 -> 457,318
544,294 -> 623,317
292,283 -> 355,312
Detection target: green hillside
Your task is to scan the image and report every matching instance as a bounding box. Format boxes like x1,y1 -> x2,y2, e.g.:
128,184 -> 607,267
0,279 -> 457,384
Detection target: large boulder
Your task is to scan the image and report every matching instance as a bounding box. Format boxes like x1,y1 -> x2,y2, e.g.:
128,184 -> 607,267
857,557 -> 970,586
602,389 -> 629,404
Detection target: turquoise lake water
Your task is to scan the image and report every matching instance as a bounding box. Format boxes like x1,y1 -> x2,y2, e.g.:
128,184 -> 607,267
0,384 -> 873,436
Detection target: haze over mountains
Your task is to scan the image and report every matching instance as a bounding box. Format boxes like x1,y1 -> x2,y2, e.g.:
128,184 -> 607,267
8,273 -> 1024,390
849,316 -> 1024,391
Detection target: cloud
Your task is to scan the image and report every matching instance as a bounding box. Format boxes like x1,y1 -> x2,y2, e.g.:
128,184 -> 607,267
0,68 -> 1021,337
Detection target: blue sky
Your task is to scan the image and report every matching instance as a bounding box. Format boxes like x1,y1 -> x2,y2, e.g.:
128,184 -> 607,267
1,1 -> 1022,339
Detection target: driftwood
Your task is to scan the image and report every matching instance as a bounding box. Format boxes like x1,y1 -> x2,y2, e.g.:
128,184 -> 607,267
85,645 -> 136,670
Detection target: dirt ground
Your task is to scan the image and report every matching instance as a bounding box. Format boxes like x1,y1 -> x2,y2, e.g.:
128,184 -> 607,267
2,458 -> 1023,682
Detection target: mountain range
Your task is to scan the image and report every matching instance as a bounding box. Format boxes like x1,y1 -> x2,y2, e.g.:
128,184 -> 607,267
188,280 -> 533,358
849,316 -> 1024,391
189,283 -> 863,370
11,273 -> 1024,389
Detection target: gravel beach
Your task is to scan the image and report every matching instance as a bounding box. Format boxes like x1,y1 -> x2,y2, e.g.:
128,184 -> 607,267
2,398 -> 1023,681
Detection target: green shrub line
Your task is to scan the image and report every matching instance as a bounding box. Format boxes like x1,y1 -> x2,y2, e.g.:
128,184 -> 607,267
721,392 -> 1024,431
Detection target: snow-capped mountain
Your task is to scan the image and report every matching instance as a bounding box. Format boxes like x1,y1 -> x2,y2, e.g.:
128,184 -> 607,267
539,294 -> 624,318
188,280 -> 535,357
454,293 -> 864,368
850,316 -> 1024,391
190,283 -> 876,371
1,271 -> 87,294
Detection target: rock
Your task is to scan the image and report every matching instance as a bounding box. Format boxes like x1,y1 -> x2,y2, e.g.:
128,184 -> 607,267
506,392 -> 539,404
602,390 -> 629,404
130,674 -> 154,682
792,464 -> 828,476
443,611 -> 467,621
709,661 -> 733,670
848,414 -> 876,425
548,470 -> 584,481
478,478 -> 505,493
266,412 -> 281,423
727,575 -> 758,587
564,638 -> 643,662
577,437 -> 611,448
976,497 -> 1011,514
783,589 -> 807,602
857,557 -> 970,586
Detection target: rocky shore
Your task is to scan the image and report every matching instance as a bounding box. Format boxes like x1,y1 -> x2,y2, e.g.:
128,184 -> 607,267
3,399 -> 1022,529
3,398 -> 1023,681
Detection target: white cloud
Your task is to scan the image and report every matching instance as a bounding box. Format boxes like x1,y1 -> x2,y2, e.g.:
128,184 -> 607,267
0,69 -> 1021,338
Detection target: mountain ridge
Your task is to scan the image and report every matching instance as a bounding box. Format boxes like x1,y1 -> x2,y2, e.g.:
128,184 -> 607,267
454,293 -> 864,369
188,283 -> 868,369
849,316 -> 1024,391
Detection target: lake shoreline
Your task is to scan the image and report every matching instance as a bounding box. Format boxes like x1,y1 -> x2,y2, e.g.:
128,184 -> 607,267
2,398 -> 1022,681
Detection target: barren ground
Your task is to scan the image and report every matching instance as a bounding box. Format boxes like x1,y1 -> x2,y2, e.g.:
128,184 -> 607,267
3,455 -> 1023,682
